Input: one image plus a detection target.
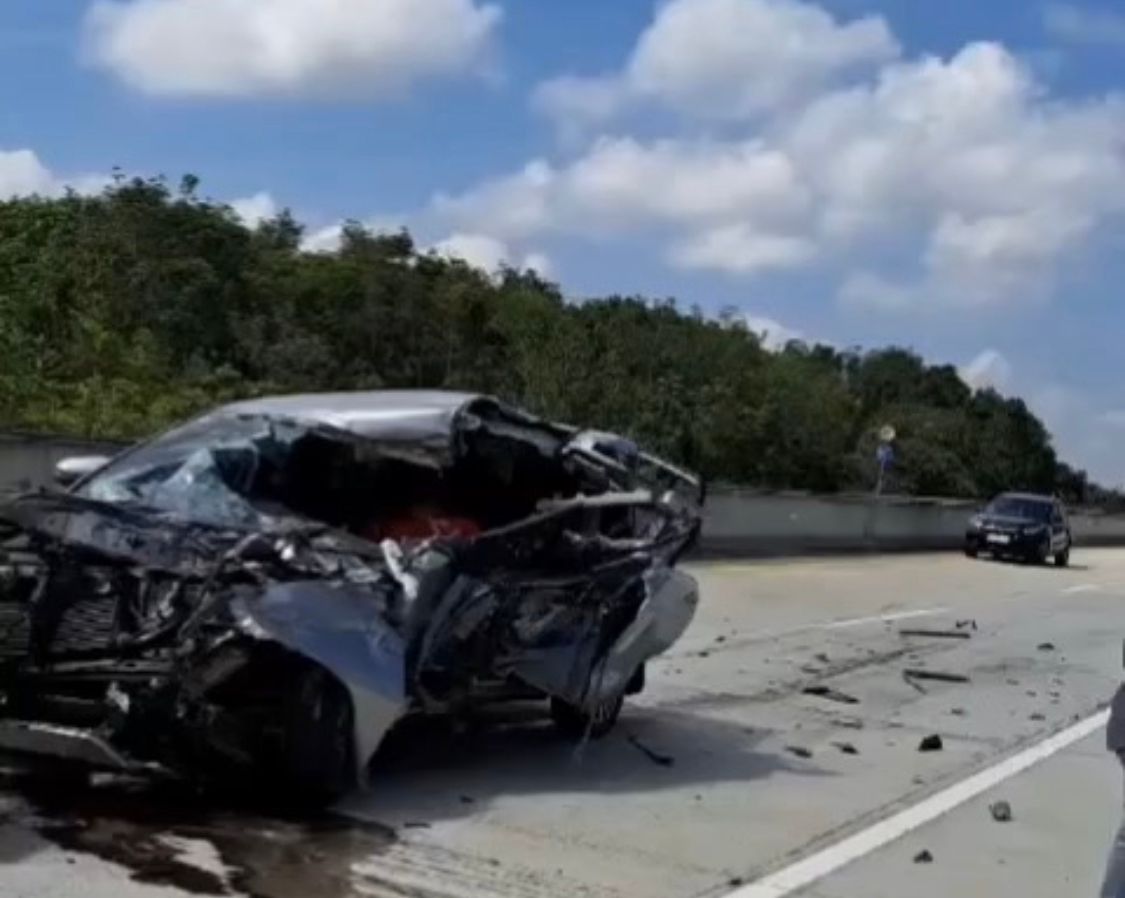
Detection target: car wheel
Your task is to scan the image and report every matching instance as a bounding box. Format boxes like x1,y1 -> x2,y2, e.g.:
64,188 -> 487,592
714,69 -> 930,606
550,694 -> 624,740
282,665 -> 355,806
1035,536 -> 1051,565
1055,546 -> 1071,568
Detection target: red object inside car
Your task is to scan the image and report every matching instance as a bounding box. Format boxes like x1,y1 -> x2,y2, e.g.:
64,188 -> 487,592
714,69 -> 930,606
363,510 -> 481,544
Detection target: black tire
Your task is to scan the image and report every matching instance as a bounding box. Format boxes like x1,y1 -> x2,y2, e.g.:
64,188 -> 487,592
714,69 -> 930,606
1033,535 -> 1051,565
964,546 -> 978,559
625,663 -> 646,696
550,694 -> 624,740
281,666 -> 355,806
1055,546 -> 1071,567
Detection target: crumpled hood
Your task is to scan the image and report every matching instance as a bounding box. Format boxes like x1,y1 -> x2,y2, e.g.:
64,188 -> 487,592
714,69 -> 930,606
0,492 -> 385,581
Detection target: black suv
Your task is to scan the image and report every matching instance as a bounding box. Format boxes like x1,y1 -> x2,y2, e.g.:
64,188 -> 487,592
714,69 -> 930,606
964,492 -> 1071,566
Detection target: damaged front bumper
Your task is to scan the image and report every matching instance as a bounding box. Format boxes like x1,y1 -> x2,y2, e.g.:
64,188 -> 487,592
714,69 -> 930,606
0,473 -> 701,800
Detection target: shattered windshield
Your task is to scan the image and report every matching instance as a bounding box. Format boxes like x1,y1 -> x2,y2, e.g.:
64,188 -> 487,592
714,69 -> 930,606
75,415 -> 324,529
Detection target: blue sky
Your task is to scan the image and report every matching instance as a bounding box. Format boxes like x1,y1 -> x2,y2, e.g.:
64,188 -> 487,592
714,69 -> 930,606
3,0 -> 1125,484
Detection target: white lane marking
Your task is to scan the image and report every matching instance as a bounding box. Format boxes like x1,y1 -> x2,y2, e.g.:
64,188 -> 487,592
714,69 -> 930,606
1063,584 -> 1099,594
821,608 -> 949,631
726,708 -> 1109,898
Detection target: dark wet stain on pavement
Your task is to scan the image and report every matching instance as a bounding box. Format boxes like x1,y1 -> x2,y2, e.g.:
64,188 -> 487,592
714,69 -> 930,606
0,765 -> 396,898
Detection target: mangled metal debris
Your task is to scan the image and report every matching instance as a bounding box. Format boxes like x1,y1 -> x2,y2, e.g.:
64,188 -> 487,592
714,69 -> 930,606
898,629 -> 972,640
626,734 -> 676,767
0,391 -> 703,803
903,669 -> 971,684
802,685 -> 859,705
989,800 -> 1013,823
918,734 -> 944,752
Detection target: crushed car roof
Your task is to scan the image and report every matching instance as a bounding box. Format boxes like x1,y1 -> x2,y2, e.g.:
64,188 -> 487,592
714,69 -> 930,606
205,390 -> 505,443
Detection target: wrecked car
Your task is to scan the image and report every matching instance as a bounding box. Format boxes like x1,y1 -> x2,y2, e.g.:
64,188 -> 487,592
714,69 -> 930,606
0,391 -> 702,803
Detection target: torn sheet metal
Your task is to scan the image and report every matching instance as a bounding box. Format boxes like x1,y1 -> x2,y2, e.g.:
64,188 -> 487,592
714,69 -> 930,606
0,390 -> 702,803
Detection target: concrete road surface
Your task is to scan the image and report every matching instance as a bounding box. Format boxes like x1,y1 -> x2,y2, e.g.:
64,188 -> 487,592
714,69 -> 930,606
2,550 -> 1124,898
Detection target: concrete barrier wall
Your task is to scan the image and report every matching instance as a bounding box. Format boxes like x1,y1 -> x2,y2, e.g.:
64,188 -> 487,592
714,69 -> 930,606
0,433 -> 125,495
2,431 -> 1125,556
700,488 -> 1125,557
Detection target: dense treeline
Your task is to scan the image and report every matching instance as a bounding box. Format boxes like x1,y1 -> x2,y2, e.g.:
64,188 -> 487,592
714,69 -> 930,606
0,176 -> 1113,506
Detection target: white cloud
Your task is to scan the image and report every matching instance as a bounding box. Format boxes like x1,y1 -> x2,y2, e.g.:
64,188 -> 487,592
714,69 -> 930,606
742,314 -> 805,350
1044,4 -> 1125,47
959,349 -> 1013,392
298,217 -> 404,253
0,149 -> 59,197
671,225 -> 815,274
301,224 -> 348,254
434,137 -> 813,275
1032,385 -> 1125,487
521,252 -> 554,278
84,0 -> 502,98
453,22 -> 1125,299
430,232 -> 552,277
230,192 -> 279,227
799,42 -> 1125,308
534,0 -> 897,129
0,149 -> 107,199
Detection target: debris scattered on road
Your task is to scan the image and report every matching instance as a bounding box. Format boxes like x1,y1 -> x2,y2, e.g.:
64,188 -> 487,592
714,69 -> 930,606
802,685 -> 860,704
904,669 -> 971,684
912,775 -> 925,785
835,717 -> 864,730
786,745 -> 813,759
815,653 -> 830,664
698,651 -> 711,659
1030,712 -> 1046,721
918,734 -> 944,752
950,707 -> 967,717
627,735 -> 676,768
914,849 -> 934,864
1026,690 -> 1038,698
715,636 -> 727,644
800,664 -> 824,675
903,671 -> 928,694
728,877 -> 745,887
899,629 -> 972,640
833,742 -> 859,755
956,619 -> 978,631
990,801 -> 1013,823
1048,690 -> 1061,698
1037,642 -> 1056,652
